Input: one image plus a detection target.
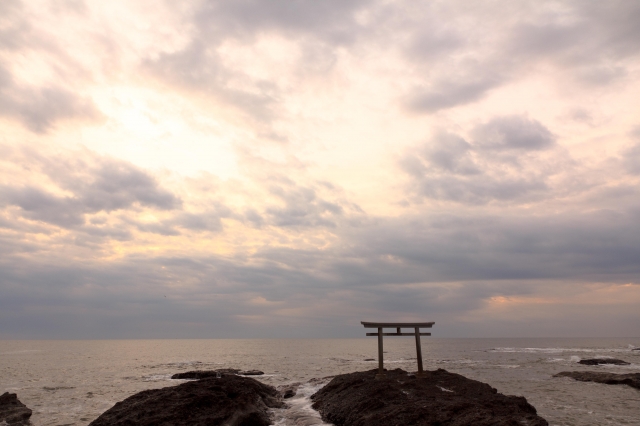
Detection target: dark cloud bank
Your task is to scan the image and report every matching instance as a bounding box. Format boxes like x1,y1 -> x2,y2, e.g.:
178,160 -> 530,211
1,128 -> 640,338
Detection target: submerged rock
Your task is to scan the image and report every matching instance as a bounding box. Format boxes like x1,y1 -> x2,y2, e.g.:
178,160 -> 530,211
578,358 -> 630,366
554,371 -> 640,390
171,369 -> 240,379
240,370 -> 264,376
171,368 -> 264,379
0,393 -> 32,425
277,383 -> 301,399
89,375 -> 283,426
310,368 -> 548,426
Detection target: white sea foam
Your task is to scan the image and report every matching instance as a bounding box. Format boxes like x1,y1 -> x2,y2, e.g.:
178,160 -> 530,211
271,380 -> 332,426
142,374 -> 174,381
438,359 -> 485,365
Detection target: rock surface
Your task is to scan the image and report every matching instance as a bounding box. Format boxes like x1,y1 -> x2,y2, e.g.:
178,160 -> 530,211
0,393 -> 32,425
89,375 -> 283,426
554,371 -> 640,390
578,358 -> 630,366
311,368 -> 548,426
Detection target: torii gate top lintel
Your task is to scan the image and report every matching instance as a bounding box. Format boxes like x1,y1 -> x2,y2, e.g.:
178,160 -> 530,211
361,321 -> 435,378
361,321 -> 434,328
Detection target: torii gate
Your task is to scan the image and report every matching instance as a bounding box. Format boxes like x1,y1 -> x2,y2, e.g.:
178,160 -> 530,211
361,321 -> 434,378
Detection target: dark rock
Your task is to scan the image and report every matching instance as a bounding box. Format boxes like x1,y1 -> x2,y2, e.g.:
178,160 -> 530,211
310,368 -> 548,426
277,383 -> 301,399
171,369 -> 240,379
89,375 -> 283,426
578,358 -> 630,366
0,392 -> 32,425
240,370 -> 264,376
363,359 -> 375,361
554,371 -> 640,390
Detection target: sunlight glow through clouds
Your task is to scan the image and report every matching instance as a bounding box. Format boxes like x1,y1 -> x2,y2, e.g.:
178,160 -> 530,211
82,86 -> 239,179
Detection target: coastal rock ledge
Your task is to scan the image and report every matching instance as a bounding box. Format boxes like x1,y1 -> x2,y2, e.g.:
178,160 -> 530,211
0,392 -> 32,425
311,368 -> 548,426
89,375 -> 283,426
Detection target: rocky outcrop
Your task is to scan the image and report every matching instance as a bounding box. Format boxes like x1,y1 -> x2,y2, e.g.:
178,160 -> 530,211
311,368 -> 548,426
89,375 -> 283,426
171,369 -> 264,380
0,393 -> 32,425
554,371 -> 640,390
578,358 -> 630,366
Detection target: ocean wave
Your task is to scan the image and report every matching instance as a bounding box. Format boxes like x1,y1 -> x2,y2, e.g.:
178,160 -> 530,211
0,349 -> 42,355
437,359 -> 486,365
491,347 -> 632,354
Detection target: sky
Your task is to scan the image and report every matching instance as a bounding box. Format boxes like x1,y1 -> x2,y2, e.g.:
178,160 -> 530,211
1,0 -> 639,339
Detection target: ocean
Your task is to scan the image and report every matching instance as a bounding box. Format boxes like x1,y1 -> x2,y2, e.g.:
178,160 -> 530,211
1,338 -> 639,425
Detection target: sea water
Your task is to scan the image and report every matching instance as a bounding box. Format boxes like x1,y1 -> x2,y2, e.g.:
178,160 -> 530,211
1,338 -> 639,426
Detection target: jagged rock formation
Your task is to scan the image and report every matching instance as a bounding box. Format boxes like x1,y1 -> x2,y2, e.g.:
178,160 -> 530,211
554,371 -> 640,390
89,375 -> 282,426
0,393 -> 32,425
311,368 -> 548,426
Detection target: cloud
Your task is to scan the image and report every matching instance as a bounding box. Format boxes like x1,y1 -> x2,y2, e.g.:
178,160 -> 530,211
0,62 -> 101,133
510,2 -> 640,63
205,0 -> 369,41
402,1 -> 640,114
0,149 -> 181,228
0,1 -> 101,132
405,73 -> 503,113
400,116 -> 559,204
622,128 -> 640,174
1,1 -> 640,339
2,204 -> 640,338
264,181 -> 345,228
143,0 -> 371,122
472,116 -> 556,151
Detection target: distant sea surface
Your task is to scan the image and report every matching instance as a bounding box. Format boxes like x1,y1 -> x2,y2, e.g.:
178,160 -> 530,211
1,338 -> 639,426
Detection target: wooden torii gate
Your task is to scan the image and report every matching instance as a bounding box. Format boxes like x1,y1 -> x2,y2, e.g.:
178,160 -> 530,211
361,321 -> 434,378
